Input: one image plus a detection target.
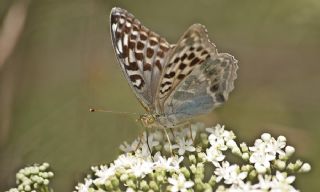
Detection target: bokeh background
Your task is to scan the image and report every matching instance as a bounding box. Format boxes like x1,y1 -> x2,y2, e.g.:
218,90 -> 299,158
0,0 -> 319,191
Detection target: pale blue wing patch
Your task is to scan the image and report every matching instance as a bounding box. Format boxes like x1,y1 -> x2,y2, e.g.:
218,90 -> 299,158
156,24 -> 217,111
159,53 -> 238,126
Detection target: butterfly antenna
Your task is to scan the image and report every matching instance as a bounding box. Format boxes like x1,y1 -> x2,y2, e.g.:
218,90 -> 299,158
89,108 -> 139,116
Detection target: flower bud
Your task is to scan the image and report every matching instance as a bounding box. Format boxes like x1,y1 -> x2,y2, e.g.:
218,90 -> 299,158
285,146 -> 295,157
261,133 -> 271,141
299,163 -> 311,173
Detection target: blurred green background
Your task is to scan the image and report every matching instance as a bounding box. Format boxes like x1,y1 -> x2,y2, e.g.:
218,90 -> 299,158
0,0 -> 319,191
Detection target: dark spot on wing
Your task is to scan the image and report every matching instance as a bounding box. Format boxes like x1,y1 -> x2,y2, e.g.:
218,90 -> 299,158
122,45 -> 129,58
130,34 -> 137,40
210,84 -> 219,92
164,72 -> 176,78
161,81 -> 172,86
179,63 -> 187,70
155,60 -> 162,72
188,53 -> 195,60
190,57 -> 200,66
177,74 -> 186,79
146,48 -> 154,58
128,41 -> 135,49
196,46 -> 203,52
157,51 -> 164,58
216,93 -> 225,103
137,41 -> 144,50
143,63 -> 152,71
129,74 -> 145,89
174,57 -> 180,63
181,53 -> 188,61
135,52 -> 143,60
124,61 -> 139,70
201,50 -> 208,56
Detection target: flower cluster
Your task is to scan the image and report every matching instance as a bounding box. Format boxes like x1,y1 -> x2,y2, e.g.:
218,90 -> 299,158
5,162 -> 54,192
75,123 -> 311,192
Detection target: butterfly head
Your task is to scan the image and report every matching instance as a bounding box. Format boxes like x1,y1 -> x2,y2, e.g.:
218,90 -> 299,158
139,114 -> 158,128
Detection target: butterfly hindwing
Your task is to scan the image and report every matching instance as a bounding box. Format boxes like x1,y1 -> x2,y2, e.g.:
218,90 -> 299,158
163,53 -> 238,125
156,24 -> 217,112
110,7 -> 172,111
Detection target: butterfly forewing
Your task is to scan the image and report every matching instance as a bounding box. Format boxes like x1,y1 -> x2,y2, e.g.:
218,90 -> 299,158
110,7 -> 172,111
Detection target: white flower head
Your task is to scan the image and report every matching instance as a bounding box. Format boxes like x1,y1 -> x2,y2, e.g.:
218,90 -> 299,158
71,124 -> 310,192
168,173 -> 194,192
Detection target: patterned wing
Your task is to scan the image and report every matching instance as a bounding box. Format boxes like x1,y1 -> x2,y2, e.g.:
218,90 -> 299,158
162,53 -> 238,126
156,24 -> 217,112
110,7 -> 172,111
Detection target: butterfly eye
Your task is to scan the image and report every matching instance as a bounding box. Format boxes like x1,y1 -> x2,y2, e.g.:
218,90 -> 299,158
147,116 -> 155,124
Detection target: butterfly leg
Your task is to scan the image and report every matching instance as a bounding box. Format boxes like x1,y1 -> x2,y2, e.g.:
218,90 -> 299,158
186,121 -> 195,143
145,128 -> 153,157
170,128 -> 176,138
134,132 -> 144,151
163,127 -> 174,156
136,120 -> 153,157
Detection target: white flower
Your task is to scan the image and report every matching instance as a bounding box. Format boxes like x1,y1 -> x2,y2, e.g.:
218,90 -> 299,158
129,158 -> 154,178
206,124 -> 225,135
249,139 -> 276,173
253,174 -> 272,190
270,171 -> 297,192
208,133 -> 227,151
154,152 -> 183,171
168,173 -> 194,192
75,178 -> 92,192
214,161 -> 247,185
266,136 -> 286,157
205,146 -> 225,167
93,165 -> 116,185
114,154 -> 136,168
119,139 -> 140,153
114,154 -> 154,178
172,137 -> 195,155
139,144 -> 152,158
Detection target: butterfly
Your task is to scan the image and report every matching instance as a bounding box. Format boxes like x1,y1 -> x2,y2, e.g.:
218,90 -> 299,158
110,7 -> 238,129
